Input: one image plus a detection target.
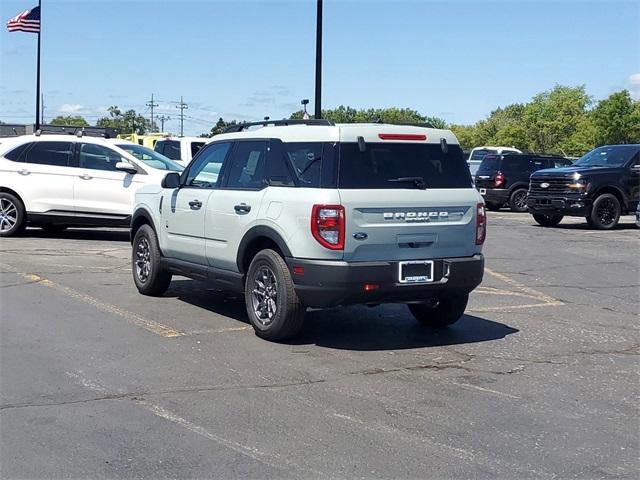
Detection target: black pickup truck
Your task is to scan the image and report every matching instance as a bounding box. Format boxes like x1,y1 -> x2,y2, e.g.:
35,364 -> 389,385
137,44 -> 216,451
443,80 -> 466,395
527,145 -> 640,229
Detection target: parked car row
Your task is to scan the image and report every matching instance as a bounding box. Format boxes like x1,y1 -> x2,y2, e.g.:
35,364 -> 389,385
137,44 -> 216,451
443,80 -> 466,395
473,144 -> 640,229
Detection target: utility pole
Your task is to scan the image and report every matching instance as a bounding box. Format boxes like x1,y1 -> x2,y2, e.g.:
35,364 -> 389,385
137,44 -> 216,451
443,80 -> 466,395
176,96 -> 188,137
41,93 -> 45,125
158,115 -> 170,132
146,93 -> 158,132
314,0 -> 323,119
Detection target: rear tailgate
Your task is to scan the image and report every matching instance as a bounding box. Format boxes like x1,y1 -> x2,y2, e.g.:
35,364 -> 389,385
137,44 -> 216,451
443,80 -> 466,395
339,188 -> 480,262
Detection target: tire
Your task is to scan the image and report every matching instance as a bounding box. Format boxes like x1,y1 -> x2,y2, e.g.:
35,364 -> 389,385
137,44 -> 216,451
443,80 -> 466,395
132,224 -> 172,296
408,294 -> 469,327
588,193 -> 621,230
0,192 -> 26,237
486,202 -> 502,211
41,224 -> 67,234
508,188 -> 529,213
245,249 -> 305,341
533,213 -> 563,227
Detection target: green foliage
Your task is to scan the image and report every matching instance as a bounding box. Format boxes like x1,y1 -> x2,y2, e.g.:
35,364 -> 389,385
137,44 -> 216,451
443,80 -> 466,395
49,115 -> 89,127
96,106 -> 151,134
206,117 -> 237,137
291,106 -> 446,127
589,90 -> 640,145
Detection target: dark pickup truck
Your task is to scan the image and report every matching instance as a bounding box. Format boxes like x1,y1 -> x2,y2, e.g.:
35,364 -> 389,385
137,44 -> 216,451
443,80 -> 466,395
527,145 -> 640,229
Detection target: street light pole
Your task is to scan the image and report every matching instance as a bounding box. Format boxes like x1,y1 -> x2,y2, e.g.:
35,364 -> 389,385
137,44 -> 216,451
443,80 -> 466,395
314,0 -> 323,119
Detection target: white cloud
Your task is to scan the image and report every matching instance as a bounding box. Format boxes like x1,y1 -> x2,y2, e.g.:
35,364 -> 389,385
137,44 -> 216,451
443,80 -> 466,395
628,73 -> 640,100
58,103 -> 84,113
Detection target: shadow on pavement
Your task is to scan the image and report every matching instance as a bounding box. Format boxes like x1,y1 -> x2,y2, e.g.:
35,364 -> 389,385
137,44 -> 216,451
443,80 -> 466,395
542,221 -> 638,231
169,279 -> 518,351
21,227 -> 130,242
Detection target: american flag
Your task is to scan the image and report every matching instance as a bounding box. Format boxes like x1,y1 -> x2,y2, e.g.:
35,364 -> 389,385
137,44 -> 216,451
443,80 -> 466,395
7,6 -> 41,34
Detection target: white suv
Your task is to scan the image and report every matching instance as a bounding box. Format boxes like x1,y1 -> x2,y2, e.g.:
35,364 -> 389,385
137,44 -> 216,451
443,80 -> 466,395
154,136 -> 207,165
0,133 -> 182,236
131,120 -> 486,341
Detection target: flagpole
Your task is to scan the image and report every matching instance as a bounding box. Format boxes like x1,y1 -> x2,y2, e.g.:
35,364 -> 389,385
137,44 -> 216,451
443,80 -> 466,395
35,0 -> 41,130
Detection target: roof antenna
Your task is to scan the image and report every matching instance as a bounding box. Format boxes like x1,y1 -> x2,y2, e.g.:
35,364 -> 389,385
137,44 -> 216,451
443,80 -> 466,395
440,138 -> 448,153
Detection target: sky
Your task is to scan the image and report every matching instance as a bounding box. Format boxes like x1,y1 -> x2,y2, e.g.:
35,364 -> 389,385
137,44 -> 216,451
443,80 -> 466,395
1,0 -> 638,136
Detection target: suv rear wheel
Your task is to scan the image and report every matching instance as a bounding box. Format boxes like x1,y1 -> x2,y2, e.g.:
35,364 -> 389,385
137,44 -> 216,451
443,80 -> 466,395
132,224 -> 172,296
532,213 -> 563,227
408,294 -> 468,327
0,192 -> 26,237
588,193 -> 621,230
508,188 -> 529,213
245,249 -> 305,341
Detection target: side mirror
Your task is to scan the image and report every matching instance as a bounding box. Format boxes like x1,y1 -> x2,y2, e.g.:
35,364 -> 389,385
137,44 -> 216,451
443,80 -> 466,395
115,162 -> 138,174
162,172 -> 181,189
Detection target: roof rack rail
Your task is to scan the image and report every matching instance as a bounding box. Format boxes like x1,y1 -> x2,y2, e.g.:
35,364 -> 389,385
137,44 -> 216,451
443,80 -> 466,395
223,118 -> 334,133
33,125 -> 118,139
387,121 -> 437,129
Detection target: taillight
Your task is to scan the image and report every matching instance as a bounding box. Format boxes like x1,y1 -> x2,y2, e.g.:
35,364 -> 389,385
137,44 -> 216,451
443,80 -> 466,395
494,172 -> 505,188
311,205 -> 345,250
476,203 -> 486,245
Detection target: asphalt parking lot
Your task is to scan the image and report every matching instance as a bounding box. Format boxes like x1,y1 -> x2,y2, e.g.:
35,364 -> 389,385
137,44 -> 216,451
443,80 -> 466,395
1,212 -> 638,479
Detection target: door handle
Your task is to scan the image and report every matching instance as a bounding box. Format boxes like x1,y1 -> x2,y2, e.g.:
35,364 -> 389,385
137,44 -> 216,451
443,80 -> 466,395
234,203 -> 251,214
18,169 -> 30,176
79,174 -> 92,180
189,200 -> 202,210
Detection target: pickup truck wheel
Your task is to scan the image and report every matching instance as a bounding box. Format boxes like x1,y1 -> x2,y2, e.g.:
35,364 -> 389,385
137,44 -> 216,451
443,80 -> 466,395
245,249 -> 305,341
532,213 -> 563,227
588,193 -> 620,230
0,193 -> 26,237
132,224 -> 172,296
408,294 -> 469,327
508,188 -> 529,212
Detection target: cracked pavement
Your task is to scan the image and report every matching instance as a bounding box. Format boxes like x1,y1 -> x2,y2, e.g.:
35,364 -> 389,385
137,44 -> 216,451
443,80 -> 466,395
1,212 -> 638,479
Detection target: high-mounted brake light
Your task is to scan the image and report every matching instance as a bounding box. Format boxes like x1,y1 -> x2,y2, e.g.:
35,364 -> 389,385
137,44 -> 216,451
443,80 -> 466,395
311,205 -> 345,250
476,203 -> 486,245
378,133 -> 427,141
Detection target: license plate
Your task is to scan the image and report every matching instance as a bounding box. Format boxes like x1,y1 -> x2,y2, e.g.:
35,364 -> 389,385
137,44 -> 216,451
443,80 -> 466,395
399,260 -> 434,284
479,188 -> 487,195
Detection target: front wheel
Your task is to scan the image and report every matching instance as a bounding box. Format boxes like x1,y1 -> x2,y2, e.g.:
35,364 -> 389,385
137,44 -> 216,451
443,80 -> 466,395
0,192 -> 26,237
132,224 -> 172,296
588,193 -> 620,230
408,294 -> 469,327
509,188 -> 529,212
245,249 -> 305,341
533,213 -> 563,227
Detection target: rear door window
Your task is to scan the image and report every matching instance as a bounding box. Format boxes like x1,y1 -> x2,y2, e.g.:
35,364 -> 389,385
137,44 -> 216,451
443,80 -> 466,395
78,143 -> 125,171
283,142 -> 323,187
338,142 -> 471,189
501,156 -> 527,173
224,141 -> 268,190
23,141 -> 73,167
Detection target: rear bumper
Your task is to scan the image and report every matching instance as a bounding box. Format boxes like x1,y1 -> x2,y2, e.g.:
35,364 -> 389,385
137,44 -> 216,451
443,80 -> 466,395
527,195 -> 592,216
478,188 -> 509,205
286,255 -> 484,308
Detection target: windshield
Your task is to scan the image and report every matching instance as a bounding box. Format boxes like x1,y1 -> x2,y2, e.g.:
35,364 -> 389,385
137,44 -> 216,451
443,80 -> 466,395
573,145 -> 639,168
469,148 -> 497,161
116,144 -> 183,171
338,143 -> 471,189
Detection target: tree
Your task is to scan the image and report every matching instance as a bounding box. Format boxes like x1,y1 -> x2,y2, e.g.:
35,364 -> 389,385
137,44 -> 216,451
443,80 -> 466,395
590,90 -> 640,145
96,106 -> 151,134
50,115 -> 89,127
290,106 -> 446,127
200,118 -> 238,137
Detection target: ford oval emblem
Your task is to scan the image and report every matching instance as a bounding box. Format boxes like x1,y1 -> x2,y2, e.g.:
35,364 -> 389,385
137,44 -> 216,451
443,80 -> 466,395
541,182 -> 550,188
353,232 -> 368,241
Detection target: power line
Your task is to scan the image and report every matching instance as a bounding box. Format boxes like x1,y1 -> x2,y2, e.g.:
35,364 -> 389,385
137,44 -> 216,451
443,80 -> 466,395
176,96 -> 188,137
146,93 -> 158,132
157,115 -> 170,132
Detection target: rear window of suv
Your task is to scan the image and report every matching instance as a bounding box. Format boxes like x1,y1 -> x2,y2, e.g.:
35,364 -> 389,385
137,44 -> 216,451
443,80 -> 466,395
478,154 -> 500,171
338,142 -> 471,189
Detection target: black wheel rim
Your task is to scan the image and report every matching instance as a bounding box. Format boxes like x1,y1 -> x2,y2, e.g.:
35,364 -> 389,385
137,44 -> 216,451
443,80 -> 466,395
135,237 -> 151,282
0,198 -> 18,232
596,199 -> 617,226
251,266 -> 278,325
514,191 -> 527,210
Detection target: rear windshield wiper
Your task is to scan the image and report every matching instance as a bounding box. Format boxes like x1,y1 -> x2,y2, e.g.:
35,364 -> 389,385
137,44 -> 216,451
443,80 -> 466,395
387,176 -> 427,189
